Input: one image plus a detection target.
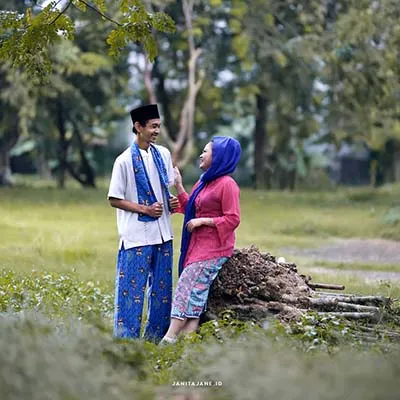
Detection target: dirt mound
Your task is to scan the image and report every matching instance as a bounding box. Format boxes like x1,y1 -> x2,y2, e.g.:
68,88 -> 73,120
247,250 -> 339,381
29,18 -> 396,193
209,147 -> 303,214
206,246 -> 391,323
207,246 -> 311,321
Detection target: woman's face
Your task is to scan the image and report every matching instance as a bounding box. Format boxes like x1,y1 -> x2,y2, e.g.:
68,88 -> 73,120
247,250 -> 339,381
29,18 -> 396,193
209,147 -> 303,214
199,142 -> 212,171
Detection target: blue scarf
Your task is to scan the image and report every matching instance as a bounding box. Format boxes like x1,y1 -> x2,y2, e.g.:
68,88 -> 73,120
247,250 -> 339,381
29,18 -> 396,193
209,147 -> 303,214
131,142 -> 171,222
178,136 -> 242,275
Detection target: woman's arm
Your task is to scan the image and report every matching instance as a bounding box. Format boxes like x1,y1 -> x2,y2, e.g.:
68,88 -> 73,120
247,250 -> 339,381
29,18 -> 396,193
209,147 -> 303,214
185,178 -> 240,236
174,166 -> 189,213
211,178 -> 240,243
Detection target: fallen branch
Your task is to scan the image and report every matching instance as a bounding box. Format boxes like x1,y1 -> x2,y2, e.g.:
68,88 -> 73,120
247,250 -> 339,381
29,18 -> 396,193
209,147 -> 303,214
307,283 -> 345,290
315,312 -> 380,321
313,294 -> 391,307
358,325 -> 400,339
304,297 -> 380,312
336,302 -> 379,312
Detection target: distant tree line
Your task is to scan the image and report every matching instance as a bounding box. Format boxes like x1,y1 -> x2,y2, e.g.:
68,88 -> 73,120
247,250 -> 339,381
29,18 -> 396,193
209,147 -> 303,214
1,0 -> 400,189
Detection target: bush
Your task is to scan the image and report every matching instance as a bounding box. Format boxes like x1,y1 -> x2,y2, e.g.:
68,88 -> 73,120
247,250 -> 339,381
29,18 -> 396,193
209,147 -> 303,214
0,313 -> 153,400
0,270 -> 113,319
1,271 -> 399,400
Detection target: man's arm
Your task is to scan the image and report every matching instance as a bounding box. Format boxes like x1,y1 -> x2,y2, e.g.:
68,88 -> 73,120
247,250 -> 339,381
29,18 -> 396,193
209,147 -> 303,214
109,197 -> 163,218
107,158 -> 163,218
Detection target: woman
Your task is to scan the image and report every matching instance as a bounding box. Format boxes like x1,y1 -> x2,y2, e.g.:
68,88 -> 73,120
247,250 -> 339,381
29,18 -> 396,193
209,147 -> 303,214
161,136 -> 241,343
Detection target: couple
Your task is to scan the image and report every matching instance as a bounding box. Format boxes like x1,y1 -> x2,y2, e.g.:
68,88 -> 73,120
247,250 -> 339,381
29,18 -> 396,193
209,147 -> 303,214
108,104 -> 241,343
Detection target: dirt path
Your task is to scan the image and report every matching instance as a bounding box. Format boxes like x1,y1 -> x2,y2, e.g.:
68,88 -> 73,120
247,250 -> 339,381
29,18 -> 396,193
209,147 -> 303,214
283,238 -> 400,265
306,267 -> 400,283
282,238 -> 400,282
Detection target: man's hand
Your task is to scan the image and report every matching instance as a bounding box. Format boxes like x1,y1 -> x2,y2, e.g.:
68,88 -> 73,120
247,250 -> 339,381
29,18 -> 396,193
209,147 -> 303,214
169,195 -> 179,211
146,202 -> 163,218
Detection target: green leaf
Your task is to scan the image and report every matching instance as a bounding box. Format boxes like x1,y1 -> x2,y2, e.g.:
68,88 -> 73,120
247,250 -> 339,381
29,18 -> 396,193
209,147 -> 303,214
273,51 -> 288,68
92,0 -> 107,15
210,0 -> 223,7
232,33 -> 250,60
72,0 -> 87,12
264,13 -> 274,27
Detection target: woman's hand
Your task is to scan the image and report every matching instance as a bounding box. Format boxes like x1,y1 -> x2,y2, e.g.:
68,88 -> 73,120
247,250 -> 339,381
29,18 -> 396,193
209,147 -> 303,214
174,166 -> 183,186
174,166 -> 186,195
186,217 -> 214,232
186,218 -> 203,232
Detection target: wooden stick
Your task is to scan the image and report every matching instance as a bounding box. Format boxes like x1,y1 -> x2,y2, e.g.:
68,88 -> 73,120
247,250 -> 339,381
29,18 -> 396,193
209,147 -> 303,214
358,325 -> 400,338
308,298 -> 379,312
307,297 -> 341,306
313,294 -> 391,306
314,291 -> 352,297
336,302 -> 380,313
315,312 -> 379,320
308,283 -> 345,290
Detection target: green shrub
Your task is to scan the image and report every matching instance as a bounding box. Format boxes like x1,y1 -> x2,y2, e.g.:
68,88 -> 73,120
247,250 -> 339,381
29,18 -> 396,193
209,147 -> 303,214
0,270 -> 113,319
382,207 -> 400,226
0,313 -> 154,400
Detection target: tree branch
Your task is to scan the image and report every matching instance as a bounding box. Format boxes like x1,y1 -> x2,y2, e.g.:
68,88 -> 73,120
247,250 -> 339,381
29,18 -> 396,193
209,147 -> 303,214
49,0 -> 73,25
143,57 -> 174,149
76,0 -> 122,26
65,161 -> 86,185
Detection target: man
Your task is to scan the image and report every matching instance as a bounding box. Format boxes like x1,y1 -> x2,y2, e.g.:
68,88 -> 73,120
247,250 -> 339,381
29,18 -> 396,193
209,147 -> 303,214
108,104 -> 179,341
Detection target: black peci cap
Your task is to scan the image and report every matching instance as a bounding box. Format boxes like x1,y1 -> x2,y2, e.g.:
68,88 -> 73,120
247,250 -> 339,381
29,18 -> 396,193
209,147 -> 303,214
130,104 -> 160,125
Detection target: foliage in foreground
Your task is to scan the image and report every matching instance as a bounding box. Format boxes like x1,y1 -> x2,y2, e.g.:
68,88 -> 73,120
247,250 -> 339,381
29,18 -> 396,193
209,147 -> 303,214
0,0 -> 175,77
1,270 -> 400,400
1,310 -> 400,400
0,270 -> 113,319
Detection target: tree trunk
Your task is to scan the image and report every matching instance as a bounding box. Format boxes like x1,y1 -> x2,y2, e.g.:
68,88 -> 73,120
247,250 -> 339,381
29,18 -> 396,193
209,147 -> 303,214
143,0 -> 204,169
395,150 -> 400,182
0,147 -> 12,186
37,141 -> 52,180
56,100 -> 68,189
153,59 -> 177,140
70,125 -> 96,188
288,169 -> 297,191
253,93 -> 268,189
0,109 -> 19,187
277,168 -> 287,190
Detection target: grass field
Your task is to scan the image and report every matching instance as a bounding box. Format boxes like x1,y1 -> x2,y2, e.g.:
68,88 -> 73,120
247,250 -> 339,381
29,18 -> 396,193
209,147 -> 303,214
1,179 -> 400,399
1,179 -> 399,292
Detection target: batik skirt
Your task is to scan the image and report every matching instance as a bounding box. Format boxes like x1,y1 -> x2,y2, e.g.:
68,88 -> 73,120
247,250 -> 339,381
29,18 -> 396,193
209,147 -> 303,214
171,257 -> 228,319
114,241 -> 173,340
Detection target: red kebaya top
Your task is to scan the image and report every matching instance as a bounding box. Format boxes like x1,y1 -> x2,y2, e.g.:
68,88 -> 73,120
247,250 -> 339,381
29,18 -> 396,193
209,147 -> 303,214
177,175 -> 240,267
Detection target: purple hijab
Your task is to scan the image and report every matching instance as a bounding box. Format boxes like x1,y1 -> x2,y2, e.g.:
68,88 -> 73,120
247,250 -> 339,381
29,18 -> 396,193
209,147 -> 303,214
178,136 -> 241,275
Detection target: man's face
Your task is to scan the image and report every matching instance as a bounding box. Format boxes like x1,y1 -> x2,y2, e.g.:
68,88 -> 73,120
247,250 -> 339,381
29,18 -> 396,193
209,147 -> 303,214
136,118 -> 161,144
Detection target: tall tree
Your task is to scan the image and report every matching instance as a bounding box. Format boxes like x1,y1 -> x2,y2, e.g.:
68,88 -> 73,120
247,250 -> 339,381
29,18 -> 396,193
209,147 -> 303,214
141,0 -> 214,167
32,17 -> 131,188
1,1 -> 133,187
0,66 -> 36,185
322,0 -> 400,148
0,0 -> 36,185
0,0 -> 174,186
228,0 -> 326,189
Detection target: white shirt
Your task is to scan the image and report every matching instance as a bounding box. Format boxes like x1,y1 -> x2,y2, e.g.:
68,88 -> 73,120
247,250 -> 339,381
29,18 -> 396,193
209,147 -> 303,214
107,144 -> 175,249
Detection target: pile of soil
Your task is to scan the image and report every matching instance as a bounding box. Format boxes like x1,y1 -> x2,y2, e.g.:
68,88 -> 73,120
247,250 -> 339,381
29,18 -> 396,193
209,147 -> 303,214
205,246 -> 397,343
207,246 -> 312,322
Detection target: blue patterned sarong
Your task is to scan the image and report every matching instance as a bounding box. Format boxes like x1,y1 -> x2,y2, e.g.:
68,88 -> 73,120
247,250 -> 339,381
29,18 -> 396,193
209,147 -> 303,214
114,241 -> 173,341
